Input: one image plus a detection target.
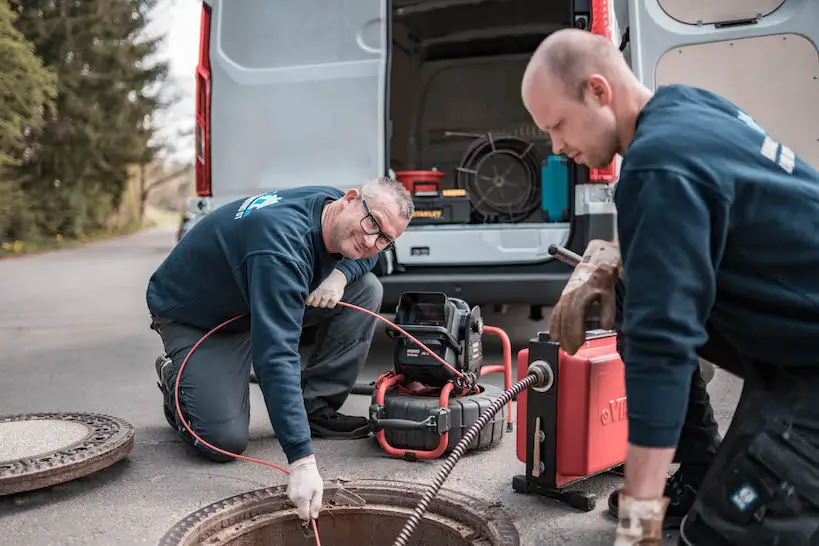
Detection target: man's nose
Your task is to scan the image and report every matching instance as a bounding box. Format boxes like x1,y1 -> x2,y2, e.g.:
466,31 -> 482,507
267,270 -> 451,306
363,232 -> 379,247
550,136 -> 564,155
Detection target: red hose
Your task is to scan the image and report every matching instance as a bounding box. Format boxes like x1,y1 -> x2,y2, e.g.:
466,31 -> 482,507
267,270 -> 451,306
173,300 -> 508,546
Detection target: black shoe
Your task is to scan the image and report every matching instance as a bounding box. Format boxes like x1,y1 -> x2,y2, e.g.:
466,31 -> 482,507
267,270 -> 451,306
608,465 -> 705,530
155,355 -> 178,429
308,406 -> 371,439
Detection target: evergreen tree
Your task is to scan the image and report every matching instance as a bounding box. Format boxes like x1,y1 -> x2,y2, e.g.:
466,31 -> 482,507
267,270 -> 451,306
0,0 -> 57,239
9,0 -> 171,238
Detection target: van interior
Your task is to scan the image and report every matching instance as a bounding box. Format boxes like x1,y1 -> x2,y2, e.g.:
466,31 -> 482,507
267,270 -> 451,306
388,0 -> 582,228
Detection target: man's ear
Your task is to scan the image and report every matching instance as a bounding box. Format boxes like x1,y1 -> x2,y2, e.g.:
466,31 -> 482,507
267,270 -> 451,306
343,188 -> 360,204
586,74 -> 613,107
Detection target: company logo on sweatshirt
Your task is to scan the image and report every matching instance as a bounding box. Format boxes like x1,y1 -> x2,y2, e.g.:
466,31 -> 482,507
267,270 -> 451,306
234,192 -> 282,220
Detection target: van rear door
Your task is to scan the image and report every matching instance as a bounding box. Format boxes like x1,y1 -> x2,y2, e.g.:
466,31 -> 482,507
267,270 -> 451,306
627,0 -> 819,168
204,0 -> 390,207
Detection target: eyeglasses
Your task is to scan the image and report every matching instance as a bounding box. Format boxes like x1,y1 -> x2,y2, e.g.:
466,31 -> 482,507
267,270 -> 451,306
360,198 -> 395,252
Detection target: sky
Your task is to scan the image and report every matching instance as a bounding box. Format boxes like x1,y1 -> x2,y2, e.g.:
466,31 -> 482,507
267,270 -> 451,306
147,0 -> 202,163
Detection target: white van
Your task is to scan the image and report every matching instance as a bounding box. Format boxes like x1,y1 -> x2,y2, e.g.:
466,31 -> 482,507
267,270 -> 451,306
189,0 -> 818,314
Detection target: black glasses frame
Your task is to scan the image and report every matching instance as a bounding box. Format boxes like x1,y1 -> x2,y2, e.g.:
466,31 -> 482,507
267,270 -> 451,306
360,198 -> 395,252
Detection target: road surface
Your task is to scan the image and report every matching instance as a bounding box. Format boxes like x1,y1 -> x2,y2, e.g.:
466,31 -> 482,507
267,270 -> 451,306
0,227 -> 742,545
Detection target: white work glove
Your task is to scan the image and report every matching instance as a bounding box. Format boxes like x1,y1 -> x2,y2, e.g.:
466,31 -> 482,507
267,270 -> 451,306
287,454 -> 324,520
306,268 -> 347,308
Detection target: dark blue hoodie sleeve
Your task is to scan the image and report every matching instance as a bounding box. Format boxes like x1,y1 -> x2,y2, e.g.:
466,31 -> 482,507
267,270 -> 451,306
336,256 -> 378,283
615,168 -> 730,448
244,252 -> 313,464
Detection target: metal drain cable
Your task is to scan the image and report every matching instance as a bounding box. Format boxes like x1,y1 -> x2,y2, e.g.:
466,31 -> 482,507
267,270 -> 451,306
172,301 -> 484,546
392,361 -> 555,546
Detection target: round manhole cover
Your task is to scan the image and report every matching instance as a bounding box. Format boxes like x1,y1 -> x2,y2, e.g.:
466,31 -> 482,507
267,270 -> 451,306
159,479 -> 519,546
0,412 -> 135,496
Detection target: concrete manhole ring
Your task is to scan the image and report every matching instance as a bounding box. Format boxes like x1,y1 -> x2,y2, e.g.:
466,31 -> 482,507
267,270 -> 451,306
0,411 -> 135,496
159,478 -> 520,545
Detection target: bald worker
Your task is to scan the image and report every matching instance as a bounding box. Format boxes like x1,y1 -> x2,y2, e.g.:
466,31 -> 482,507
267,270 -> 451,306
521,28 -> 819,546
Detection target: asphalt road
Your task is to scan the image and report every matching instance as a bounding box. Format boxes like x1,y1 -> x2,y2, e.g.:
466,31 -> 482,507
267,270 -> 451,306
0,227 -> 742,546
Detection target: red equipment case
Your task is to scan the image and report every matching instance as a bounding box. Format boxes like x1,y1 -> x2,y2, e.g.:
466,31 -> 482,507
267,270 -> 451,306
513,330 -> 627,510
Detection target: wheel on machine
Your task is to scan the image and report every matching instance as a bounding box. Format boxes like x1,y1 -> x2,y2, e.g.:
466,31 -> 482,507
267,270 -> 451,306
373,383 -> 508,454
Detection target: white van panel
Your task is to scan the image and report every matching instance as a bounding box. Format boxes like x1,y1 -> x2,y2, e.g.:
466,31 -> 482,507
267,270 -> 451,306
394,223 -> 570,266
208,0 -> 388,208
657,0 -> 785,25
628,0 -> 819,169
655,34 -> 819,169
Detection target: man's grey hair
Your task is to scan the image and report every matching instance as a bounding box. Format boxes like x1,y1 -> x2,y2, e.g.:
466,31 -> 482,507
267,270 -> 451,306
360,176 -> 414,220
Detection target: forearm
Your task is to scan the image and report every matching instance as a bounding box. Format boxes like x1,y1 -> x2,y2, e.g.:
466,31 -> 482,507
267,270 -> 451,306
624,445 -> 676,498
336,256 -> 377,283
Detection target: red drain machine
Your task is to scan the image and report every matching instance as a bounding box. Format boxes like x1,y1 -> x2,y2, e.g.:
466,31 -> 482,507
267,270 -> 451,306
366,286 -> 628,512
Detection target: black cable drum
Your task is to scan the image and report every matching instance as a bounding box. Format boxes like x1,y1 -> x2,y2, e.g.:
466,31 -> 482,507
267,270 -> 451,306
455,132 -> 542,224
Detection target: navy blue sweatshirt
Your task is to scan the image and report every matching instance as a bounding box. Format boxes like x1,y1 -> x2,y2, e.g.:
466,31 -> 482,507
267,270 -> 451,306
615,84 -> 819,449
146,186 -> 377,463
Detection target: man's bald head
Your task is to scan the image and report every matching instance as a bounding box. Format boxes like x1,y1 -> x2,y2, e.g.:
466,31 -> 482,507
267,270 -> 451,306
520,29 -> 649,169
522,28 -> 627,103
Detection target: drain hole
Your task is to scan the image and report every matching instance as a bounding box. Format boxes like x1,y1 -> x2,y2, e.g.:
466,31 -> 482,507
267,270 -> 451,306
159,480 -> 519,546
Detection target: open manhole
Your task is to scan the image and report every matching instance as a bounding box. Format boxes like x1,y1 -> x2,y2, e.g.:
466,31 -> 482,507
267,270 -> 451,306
159,479 -> 519,546
0,412 -> 134,496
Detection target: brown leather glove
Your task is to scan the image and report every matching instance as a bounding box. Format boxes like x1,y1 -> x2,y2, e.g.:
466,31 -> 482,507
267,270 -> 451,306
614,493 -> 669,545
548,239 -> 621,355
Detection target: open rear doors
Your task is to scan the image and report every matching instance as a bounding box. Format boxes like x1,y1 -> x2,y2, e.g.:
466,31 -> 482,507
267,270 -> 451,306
205,0 -> 390,207
627,0 -> 819,168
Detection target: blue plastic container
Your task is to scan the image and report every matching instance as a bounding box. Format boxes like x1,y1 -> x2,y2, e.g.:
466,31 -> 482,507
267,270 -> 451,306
541,154 -> 570,222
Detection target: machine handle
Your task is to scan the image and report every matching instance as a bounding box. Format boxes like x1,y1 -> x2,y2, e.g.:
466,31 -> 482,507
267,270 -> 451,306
369,408 -> 451,436
374,417 -> 435,431
548,244 -> 582,267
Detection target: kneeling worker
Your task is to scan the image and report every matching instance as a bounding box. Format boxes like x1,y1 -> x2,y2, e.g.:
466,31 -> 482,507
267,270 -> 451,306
145,177 -> 413,522
522,29 -> 819,545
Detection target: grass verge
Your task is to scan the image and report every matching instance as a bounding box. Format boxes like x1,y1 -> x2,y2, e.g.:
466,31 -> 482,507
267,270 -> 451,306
0,223 -> 144,259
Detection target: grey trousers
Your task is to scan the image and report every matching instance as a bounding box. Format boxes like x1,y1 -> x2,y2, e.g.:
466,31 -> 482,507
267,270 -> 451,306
150,272 -> 383,462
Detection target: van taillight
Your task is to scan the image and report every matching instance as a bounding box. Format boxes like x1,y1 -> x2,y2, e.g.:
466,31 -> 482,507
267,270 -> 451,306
589,0 -> 617,184
195,2 -> 212,197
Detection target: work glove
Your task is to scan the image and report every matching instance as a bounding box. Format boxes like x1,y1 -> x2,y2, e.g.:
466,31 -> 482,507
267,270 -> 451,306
614,493 -> 669,545
306,268 -> 347,308
287,454 -> 324,521
549,239 -> 621,355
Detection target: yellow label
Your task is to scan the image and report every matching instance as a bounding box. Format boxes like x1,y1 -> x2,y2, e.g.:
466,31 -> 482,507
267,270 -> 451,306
414,209 -> 443,218
442,189 -> 466,197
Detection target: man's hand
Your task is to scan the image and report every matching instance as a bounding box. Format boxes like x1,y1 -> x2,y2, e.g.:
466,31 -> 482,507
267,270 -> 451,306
614,493 -> 669,545
306,269 -> 347,308
549,239 -> 621,354
287,454 -> 324,520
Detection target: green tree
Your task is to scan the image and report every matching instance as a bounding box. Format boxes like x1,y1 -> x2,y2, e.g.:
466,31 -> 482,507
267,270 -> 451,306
0,0 -> 57,239
9,0 -> 171,239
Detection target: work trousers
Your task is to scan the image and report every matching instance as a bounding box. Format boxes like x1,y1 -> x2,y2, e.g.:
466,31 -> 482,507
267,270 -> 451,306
150,272 -> 383,462
676,329 -> 819,545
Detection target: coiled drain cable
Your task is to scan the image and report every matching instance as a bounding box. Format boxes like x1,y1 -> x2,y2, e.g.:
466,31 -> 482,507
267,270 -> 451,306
391,361 -> 553,546
172,301 -> 480,546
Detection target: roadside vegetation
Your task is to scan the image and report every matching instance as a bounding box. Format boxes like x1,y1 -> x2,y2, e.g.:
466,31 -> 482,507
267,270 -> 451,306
0,0 -> 192,258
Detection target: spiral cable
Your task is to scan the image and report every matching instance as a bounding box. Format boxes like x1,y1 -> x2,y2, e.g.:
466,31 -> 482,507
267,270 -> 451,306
455,132 -> 542,224
391,373 -> 540,546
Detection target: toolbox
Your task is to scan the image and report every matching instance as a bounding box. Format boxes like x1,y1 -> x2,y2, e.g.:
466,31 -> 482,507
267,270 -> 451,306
410,187 -> 471,225
541,155 -> 570,222
400,170 -> 472,226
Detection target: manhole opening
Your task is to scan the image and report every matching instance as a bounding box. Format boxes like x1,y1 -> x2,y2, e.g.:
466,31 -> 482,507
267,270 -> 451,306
160,479 -> 519,546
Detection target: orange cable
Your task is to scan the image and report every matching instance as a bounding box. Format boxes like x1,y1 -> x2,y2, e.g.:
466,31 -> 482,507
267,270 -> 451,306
173,301 -> 479,546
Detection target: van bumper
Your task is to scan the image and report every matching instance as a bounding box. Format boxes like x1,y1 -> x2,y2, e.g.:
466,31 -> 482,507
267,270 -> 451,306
377,271 -> 572,311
